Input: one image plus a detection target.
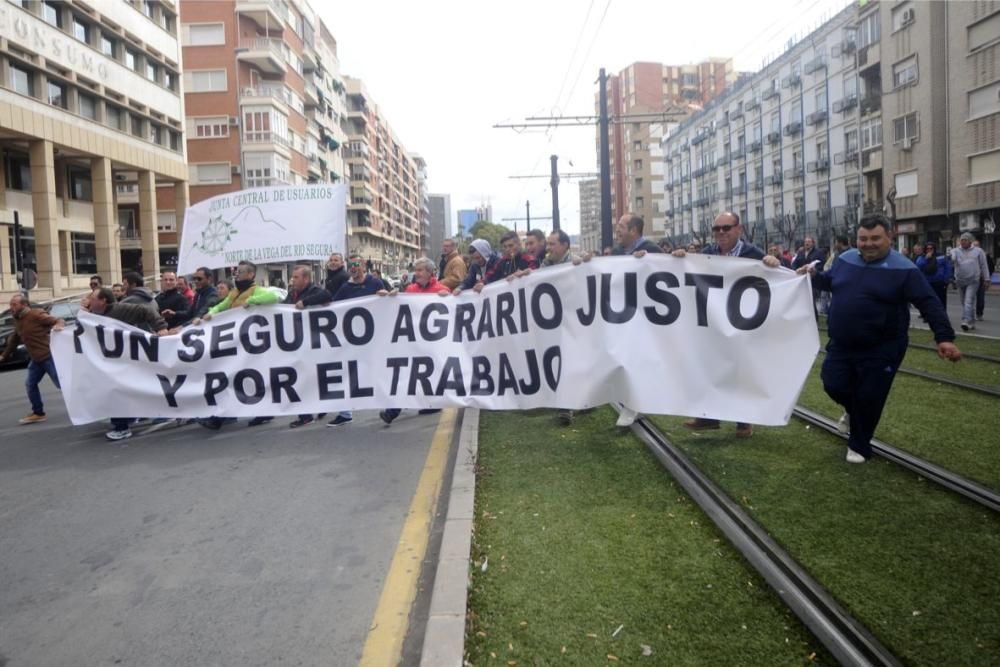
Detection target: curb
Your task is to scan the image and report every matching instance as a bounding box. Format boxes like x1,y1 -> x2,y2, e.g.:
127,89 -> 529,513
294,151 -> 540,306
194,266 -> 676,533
419,408 -> 478,667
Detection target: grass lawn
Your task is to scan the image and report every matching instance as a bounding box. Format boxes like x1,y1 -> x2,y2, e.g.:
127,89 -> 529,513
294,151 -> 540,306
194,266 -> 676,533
645,413 -> 1000,666
468,408 -> 830,665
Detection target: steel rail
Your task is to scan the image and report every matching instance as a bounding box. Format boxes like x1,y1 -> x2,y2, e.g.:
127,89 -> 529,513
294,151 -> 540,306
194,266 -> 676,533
793,406 -> 1000,514
626,410 -> 901,667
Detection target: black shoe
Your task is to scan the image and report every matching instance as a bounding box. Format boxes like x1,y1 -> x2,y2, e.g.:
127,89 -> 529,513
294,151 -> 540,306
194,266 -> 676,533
417,409 -> 442,415
558,410 -> 573,425
248,417 -> 273,427
326,415 -> 353,427
379,410 -> 397,425
198,417 -> 223,430
289,416 -> 314,428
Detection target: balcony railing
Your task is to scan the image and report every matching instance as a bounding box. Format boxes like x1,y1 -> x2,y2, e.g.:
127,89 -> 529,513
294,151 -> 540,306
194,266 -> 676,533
243,131 -> 290,147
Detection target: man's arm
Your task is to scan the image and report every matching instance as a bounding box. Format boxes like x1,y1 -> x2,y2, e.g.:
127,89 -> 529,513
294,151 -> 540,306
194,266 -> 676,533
300,285 -> 332,307
0,330 -> 20,361
905,269 -> 954,344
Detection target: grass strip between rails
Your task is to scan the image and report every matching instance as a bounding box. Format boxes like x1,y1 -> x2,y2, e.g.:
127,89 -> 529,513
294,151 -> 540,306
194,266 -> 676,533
798,357 -> 1000,491
644,413 -> 1000,667
467,408 -> 831,665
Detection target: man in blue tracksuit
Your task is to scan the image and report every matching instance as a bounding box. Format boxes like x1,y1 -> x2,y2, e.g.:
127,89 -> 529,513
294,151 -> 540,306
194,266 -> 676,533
801,214 -> 961,463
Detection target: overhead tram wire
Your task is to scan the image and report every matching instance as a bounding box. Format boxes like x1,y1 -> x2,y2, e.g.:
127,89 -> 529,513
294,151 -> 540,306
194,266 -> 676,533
550,0 -> 597,115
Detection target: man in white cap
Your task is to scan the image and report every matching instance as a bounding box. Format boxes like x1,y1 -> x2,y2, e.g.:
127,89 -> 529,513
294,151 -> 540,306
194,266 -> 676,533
951,232 -> 990,331
454,239 -> 502,294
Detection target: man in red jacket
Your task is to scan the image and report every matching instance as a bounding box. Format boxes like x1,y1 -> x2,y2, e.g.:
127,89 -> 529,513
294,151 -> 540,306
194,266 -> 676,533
378,257 -> 446,424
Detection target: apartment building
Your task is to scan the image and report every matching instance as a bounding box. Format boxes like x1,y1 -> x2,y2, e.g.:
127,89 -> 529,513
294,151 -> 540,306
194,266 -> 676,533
577,178 -> 600,254
0,0 -> 188,299
343,76 -> 422,276
166,0 -> 349,281
597,59 -> 738,240
427,193 -> 451,256
662,1 -> 1000,257
412,153 -> 430,258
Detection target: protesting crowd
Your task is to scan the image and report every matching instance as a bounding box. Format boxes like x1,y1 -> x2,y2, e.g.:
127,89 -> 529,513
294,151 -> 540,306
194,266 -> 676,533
2,210 -> 979,463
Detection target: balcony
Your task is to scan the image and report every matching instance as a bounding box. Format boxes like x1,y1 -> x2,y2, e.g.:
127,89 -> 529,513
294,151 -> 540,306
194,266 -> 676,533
784,166 -> 804,180
833,149 -> 859,165
693,197 -> 710,208
762,88 -> 779,101
745,99 -> 760,111
806,158 -> 830,173
835,38 -> 857,57
862,149 -> 882,173
732,185 -> 747,196
303,80 -> 320,107
748,140 -> 763,153
235,0 -> 284,31
781,74 -> 801,89
858,42 -> 880,70
345,143 -> 370,160
730,109 -> 744,121
860,96 -> 881,116
236,37 -> 287,75
832,94 -> 858,113
805,110 -> 828,126
765,174 -> 783,187
804,56 -> 827,74
766,131 -> 781,145
350,166 -> 371,182
783,121 -> 802,136
242,130 -> 291,156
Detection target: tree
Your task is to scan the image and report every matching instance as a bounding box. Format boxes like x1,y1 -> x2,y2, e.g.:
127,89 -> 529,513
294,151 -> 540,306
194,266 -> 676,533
467,220 -> 511,251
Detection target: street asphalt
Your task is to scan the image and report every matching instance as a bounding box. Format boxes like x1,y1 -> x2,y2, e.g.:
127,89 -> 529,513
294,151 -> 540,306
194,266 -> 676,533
0,371 -> 450,666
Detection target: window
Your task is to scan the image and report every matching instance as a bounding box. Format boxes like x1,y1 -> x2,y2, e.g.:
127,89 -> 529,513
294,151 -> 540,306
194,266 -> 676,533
130,114 -> 143,137
893,113 -> 918,143
149,123 -> 162,145
633,140 -> 641,151
184,23 -> 225,46
157,211 -> 176,232
969,149 -> 1000,185
969,12 -> 1000,52
10,63 -> 33,96
844,128 -> 858,153
858,10 -> 880,47
125,48 -> 137,71
106,104 -> 124,130
169,131 -> 180,152
43,1 -> 61,28
71,233 -> 97,275
969,81 -> 1000,120
860,117 -> 882,150
47,80 -> 66,108
101,34 -> 116,57
190,163 -> 231,185
770,112 -> 780,132
68,168 -> 92,201
73,17 -> 90,43
635,196 -> 644,210
187,69 -> 227,92
635,177 -> 643,189
634,159 -> 642,170
817,139 -> 828,160
79,93 -> 97,119
193,116 -> 229,138
894,170 -> 918,197
4,153 -> 31,191
893,56 -> 918,88
815,88 -> 827,112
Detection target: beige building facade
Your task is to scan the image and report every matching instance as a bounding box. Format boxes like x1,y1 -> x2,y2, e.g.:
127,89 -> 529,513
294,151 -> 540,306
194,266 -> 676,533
1,0 -> 188,300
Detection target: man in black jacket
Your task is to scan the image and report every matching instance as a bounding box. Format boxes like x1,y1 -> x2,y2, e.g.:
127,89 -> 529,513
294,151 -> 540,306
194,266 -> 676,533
190,266 -> 220,321
324,253 -> 349,298
249,265 -> 331,428
614,213 -> 663,255
155,271 -> 190,329
791,236 -> 825,269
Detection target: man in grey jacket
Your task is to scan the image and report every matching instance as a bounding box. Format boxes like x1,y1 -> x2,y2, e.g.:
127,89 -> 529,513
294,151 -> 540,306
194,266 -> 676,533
951,232 -> 990,331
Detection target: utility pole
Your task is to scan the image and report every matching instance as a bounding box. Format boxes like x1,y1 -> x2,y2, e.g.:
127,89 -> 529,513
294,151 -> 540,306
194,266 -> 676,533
526,200 -> 531,229
550,155 -> 560,231
599,68 -> 613,250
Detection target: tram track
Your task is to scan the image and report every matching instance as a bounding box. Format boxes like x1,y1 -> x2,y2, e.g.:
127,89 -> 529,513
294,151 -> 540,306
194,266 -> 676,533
792,406 -> 1000,514
623,408 -> 902,667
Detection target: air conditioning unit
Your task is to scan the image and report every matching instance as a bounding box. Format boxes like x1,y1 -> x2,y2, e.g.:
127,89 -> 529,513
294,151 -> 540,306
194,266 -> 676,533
229,116 -> 240,127
902,136 -> 913,150
901,8 -> 915,25
231,165 -> 242,175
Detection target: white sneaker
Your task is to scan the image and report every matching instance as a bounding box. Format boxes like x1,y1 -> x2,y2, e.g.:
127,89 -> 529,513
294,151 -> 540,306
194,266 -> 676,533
836,412 -> 850,434
616,405 -> 639,427
105,429 -> 133,441
961,322 -> 970,332
845,448 -> 866,464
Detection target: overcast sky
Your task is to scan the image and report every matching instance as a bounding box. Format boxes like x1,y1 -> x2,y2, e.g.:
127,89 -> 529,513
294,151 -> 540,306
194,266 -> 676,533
319,0 -> 851,237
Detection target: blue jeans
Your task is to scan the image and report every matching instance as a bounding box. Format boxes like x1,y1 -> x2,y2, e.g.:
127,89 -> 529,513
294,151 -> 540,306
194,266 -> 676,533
26,357 -> 60,415
959,283 -> 978,324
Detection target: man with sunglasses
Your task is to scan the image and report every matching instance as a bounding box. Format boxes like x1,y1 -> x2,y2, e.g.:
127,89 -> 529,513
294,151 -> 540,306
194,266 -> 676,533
89,275 -> 103,291
189,267 -> 220,321
668,212 -> 781,438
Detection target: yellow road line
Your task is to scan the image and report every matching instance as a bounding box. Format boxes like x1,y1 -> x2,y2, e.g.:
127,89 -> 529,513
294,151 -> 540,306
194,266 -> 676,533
359,408 -> 458,667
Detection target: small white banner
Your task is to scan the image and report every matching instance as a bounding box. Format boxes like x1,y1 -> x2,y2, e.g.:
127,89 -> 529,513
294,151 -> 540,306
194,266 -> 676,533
52,256 -> 820,425
176,184 -> 346,274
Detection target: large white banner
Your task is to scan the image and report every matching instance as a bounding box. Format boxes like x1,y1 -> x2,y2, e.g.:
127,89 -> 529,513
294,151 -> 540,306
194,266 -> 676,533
177,184 -> 346,274
52,256 -> 820,425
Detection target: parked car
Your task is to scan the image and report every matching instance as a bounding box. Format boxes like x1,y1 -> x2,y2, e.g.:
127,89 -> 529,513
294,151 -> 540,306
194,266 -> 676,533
0,296 -> 83,371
